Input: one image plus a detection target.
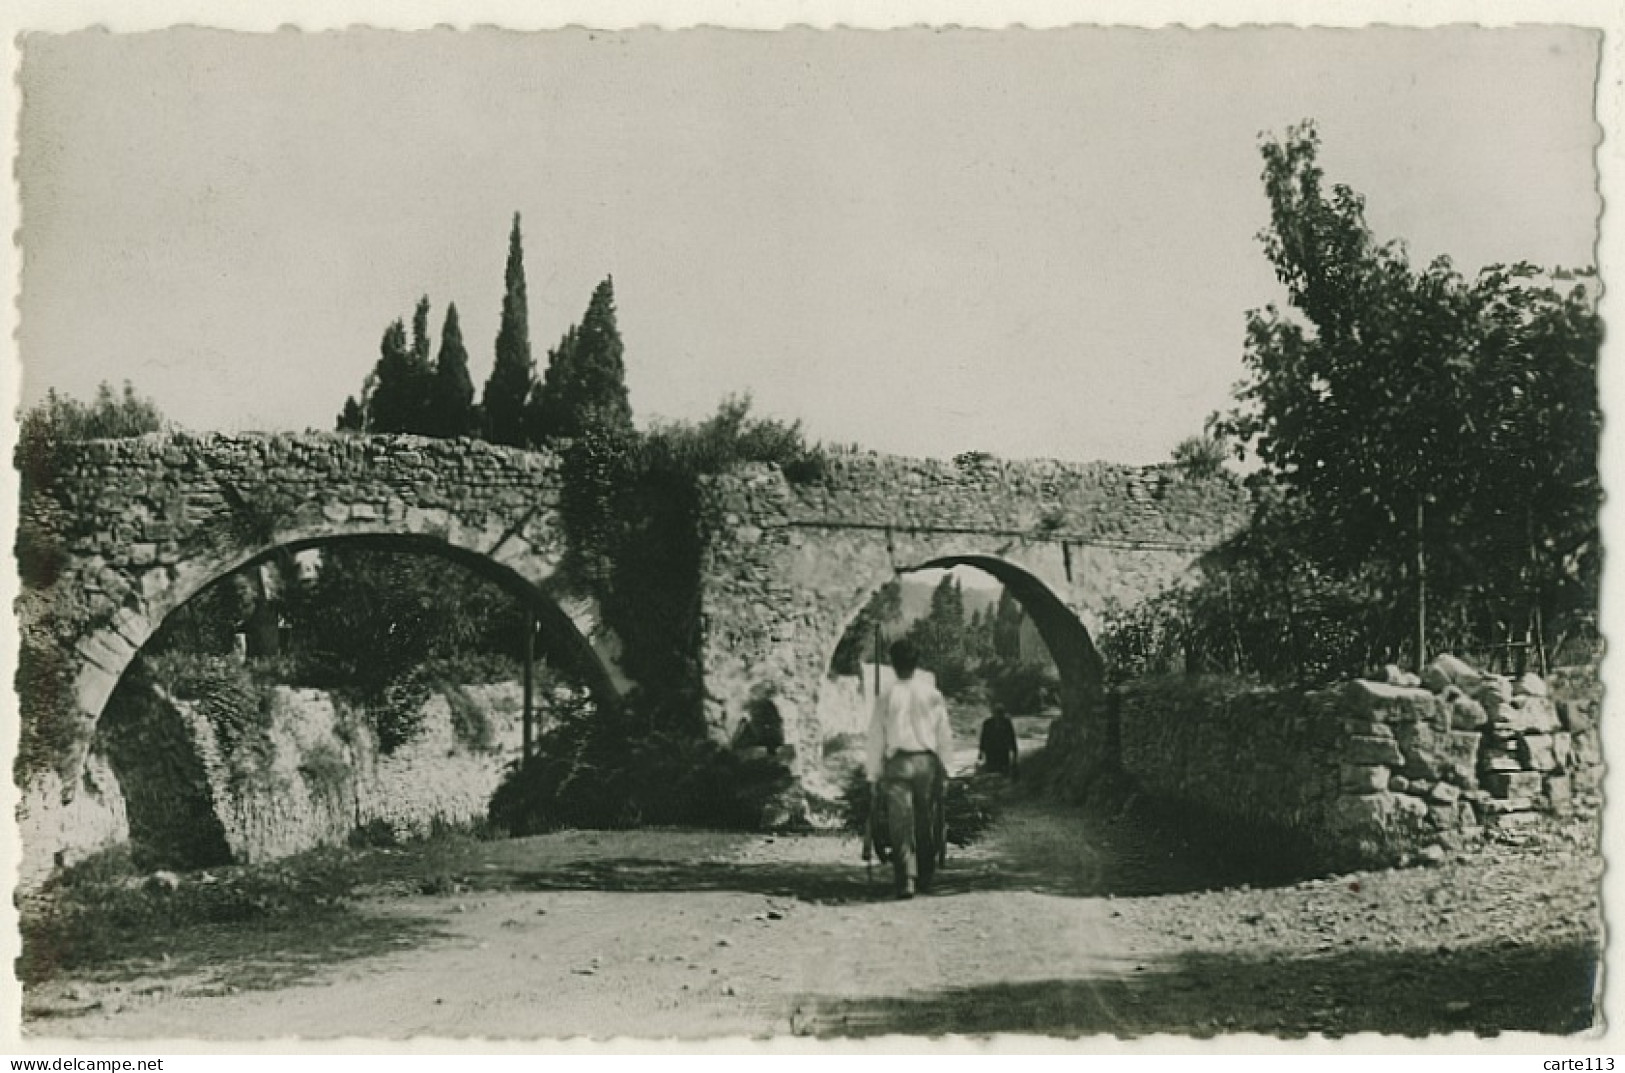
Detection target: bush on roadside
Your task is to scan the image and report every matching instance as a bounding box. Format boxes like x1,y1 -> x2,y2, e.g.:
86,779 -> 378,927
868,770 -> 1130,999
487,692 -> 796,836
983,657 -> 1060,716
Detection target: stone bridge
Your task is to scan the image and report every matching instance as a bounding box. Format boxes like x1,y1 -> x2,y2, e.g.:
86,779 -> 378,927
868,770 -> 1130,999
696,450 -> 1250,763
17,432 -> 1249,873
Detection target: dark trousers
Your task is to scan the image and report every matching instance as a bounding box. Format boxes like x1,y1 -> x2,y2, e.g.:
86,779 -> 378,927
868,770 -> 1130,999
881,751 -> 944,894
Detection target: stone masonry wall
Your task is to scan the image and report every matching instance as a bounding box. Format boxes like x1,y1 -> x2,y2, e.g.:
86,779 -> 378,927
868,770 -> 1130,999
1110,657 -> 1602,869
695,450 -> 1249,779
19,431 -> 625,817
16,680 -> 529,887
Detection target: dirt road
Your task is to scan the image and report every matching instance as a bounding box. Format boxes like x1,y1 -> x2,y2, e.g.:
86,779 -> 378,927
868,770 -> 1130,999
25,789 -> 1601,1041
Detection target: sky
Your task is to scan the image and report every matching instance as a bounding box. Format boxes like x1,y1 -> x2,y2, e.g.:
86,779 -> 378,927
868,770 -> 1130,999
14,25 -> 1603,465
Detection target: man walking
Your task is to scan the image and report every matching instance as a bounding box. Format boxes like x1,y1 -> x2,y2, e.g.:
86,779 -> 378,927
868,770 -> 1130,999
978,702 -> 1020,779
866,639 -> 954,899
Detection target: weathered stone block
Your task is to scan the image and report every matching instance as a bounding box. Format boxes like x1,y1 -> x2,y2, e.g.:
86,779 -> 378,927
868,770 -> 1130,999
1552,732 -> 1575,770
1500,696 -> 1560,735
1429,781 -> 1461,805
1383,665 -> 1421,688
1484,769 -> 1543,801
1447,695 -> 1488,730
1557,698 -> 1596,733
1347,734 -> 1405,766
1339,680 -> 1440,724
1421,654 -> 1481,695
1388,774 -> 1411,794
1328,790 -> 1431,838
1515,671 -> 1549,698
1341,763 -> 1390,794
129,542 -> 158,566
1488,810 -> 1541,831
1573,730 -> 1602,767
1394,723 -> 1479,786
139,567 -> 172,602
1517,734 -> 1558,772
1546,774 -> 1573,814
1469,676 -> 1513,720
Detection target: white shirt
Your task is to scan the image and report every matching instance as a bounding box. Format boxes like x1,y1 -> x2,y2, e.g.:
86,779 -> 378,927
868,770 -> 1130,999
865,673 -> 955,782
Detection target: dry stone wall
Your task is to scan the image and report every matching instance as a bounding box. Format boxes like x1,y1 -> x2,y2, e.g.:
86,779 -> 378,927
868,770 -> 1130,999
1107,657 -> 1602,869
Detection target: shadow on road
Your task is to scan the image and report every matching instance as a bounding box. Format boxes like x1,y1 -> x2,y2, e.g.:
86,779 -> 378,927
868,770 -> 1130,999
456,795 -> 1320,903
794,937 -> 1601,1039
24,907 -> 450,1022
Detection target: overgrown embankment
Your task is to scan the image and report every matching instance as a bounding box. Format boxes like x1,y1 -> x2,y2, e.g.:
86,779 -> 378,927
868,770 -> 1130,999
18,655 -> 531,885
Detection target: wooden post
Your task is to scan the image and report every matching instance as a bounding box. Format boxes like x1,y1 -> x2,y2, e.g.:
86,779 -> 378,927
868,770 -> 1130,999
522,606 -> 536,764
873,623 -> 883,697
1528,505 -> 1549,677
1414,495 -> 1428,673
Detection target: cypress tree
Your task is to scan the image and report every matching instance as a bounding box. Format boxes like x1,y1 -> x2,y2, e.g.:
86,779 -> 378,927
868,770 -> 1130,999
411,294 -> 432,366
368,319 -> 415,433
483,213 -> 534,446
336,395 -> 365,432
532,324 -> 580,443
533,277 -> 633,442
430,303 -> 477,438
573,276 -> 633,436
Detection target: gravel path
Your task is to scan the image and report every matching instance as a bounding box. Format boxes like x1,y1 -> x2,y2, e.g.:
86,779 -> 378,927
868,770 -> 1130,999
24,791 -> 1601,1042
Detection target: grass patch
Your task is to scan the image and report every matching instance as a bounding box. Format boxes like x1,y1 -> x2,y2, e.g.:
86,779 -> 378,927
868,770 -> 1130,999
17,828 -> 489,989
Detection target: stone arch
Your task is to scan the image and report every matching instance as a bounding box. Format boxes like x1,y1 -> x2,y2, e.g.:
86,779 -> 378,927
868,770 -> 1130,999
806,552 -> 1111,780
815,552 -> 1103,735
68,517 -> 631,772
909,553 -> 1105,717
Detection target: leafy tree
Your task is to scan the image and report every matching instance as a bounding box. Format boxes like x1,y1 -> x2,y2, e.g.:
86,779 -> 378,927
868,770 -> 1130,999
1171,431 -> 1228,481
533,277 -> 632,442
483,213 -> 535,446
1213,122 -> 1601,674
17,381 -> 164,492
645,393 -> 824,479
428,303 -> 477,438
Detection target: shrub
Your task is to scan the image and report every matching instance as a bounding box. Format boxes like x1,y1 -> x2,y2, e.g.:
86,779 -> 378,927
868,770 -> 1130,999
140,653 -> 268,766
836,765 -> 999,848
984,657 -> 1060,715
488,693 -> 795,835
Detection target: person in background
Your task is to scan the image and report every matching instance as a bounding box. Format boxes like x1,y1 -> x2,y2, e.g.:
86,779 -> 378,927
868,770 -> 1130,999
978,701 -> 1020,779
865,639 -> 954,899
